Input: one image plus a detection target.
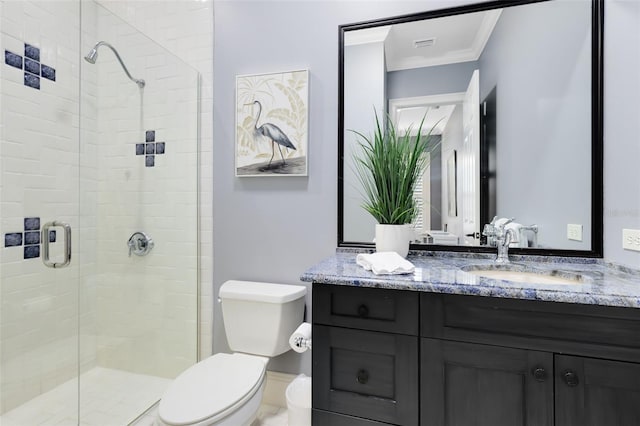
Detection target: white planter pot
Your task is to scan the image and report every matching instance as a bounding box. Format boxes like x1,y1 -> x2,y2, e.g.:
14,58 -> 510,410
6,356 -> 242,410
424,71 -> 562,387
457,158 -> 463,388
375,224 -> 412,257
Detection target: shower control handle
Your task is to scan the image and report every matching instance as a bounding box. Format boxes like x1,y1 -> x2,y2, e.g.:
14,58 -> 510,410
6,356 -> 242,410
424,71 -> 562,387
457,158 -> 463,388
128,232 -> 154,257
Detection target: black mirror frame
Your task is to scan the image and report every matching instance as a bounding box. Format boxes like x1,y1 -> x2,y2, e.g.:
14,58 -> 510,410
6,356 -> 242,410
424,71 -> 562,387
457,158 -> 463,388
337,0 -> 604,258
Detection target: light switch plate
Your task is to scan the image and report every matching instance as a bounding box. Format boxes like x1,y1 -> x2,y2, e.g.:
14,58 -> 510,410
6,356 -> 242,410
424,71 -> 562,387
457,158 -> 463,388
567,224 -> 583,241
623,229 -> 640,252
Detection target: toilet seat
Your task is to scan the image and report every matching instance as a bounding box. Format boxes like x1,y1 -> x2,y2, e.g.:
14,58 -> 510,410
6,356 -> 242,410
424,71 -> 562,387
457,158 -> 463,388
158,353 -> 267,425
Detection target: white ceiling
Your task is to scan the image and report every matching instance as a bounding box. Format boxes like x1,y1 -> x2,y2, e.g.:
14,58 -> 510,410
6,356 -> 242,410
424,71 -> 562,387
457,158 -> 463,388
383,9 -> 501,71
345,9 -> 502,137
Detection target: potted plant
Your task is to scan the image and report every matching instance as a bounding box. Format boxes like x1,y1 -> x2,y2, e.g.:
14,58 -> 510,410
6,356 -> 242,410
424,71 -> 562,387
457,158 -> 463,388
352,112 -> 436,257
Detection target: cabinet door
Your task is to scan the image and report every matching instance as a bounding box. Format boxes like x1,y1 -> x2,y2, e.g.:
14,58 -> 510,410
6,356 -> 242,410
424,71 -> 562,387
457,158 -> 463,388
555,355 -> 640,426
421,338 -> 553,426
314,325 -> 419,425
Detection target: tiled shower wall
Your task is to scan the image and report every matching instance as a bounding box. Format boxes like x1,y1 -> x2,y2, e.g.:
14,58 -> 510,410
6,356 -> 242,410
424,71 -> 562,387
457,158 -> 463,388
87,2 -> 199,378
0,0 -> 210,413
97,0 -> 215,361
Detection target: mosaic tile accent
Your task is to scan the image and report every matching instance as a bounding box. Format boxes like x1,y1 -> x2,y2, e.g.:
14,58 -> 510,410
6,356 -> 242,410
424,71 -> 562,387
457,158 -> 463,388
24,245 -> 40,259
24,44 -> 40,61
4,217 -> 53,260
4,43 -> 56,90
41,64 -> 55,81
24,217 -> 40,231
5,233 -> 23,247
24,231 -> 40,245
24,72 -> 40,89
138,131 -> 166,166
5,50 -> 22,69
24,58 -> 40,75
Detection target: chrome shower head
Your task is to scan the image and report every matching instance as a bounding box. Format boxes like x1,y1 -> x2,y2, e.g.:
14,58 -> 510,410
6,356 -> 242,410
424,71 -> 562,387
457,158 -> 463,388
83,41 -> 145,88
84,48 -> 98,64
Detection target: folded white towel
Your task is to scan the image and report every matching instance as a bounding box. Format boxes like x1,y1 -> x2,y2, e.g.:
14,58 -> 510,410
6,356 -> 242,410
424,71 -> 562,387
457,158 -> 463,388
356,252 -> 415,275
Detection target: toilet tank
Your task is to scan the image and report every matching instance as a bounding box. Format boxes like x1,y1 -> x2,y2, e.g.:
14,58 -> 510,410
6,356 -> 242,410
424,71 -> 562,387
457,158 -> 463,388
220,280 -> 307,357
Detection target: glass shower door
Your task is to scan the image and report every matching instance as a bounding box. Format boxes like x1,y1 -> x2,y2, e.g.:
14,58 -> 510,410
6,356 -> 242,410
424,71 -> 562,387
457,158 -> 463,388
1,1 -> 199,424
78,2 -> 199,424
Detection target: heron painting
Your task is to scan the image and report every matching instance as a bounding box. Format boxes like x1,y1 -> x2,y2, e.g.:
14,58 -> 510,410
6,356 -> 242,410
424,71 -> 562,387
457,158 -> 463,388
236,70 -> 309,177
246,100 -> 296,169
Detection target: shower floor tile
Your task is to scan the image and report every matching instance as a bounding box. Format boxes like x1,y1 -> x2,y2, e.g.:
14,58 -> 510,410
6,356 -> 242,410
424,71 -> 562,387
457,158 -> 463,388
1,367 -> 171,426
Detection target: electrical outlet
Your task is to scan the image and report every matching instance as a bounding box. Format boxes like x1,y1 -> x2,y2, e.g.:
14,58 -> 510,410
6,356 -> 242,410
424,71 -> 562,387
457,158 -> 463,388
623,229 -> 640,252
567,224 -> 583,241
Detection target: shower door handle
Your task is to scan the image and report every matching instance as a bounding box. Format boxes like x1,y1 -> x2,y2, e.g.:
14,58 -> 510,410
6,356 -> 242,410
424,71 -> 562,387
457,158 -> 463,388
42,221 -> 72,268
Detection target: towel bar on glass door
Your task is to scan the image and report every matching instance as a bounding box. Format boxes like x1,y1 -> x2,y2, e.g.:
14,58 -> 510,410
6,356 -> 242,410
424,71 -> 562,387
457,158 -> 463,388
41,221 -> 71,268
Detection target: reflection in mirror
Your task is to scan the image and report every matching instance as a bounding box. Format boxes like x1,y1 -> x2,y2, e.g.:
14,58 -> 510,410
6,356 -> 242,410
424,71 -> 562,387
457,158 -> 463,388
340,0 -> 603,256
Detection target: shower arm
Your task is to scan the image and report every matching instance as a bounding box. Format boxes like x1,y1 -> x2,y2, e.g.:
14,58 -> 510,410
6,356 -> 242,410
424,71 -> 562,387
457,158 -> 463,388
90,41 -> 145,88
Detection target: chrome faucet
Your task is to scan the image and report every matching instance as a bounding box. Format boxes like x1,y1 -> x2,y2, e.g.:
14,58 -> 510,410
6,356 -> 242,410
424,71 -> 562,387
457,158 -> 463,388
495,222 -> 517,263
483,216 -> 518,263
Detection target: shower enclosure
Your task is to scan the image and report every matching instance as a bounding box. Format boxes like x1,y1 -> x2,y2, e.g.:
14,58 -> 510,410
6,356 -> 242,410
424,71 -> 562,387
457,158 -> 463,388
1,1 -> 200,424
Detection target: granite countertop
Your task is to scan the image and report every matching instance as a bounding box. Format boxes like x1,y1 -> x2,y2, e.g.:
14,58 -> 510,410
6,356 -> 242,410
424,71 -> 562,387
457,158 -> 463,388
300,251 -> 640,308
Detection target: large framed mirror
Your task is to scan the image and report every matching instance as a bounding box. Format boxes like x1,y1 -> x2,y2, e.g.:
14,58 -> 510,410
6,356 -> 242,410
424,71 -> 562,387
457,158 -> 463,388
338,0 -> 603,257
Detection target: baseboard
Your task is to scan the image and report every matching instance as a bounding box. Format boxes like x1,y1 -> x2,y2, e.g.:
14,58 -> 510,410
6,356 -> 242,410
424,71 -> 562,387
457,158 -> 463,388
262,371 -> 297,408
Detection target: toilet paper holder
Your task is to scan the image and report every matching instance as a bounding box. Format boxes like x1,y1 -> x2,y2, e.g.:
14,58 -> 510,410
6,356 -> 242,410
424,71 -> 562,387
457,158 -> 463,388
292,335 -> 312,351
290,322 -> 312,353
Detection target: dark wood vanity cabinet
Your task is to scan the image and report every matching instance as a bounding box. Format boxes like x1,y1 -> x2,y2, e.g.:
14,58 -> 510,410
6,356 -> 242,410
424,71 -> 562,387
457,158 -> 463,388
312,285 -> 419,425
421,341 -> 640,426
312,285 -> 640,426
554,355 -> 640,426
421,292 -> 640,426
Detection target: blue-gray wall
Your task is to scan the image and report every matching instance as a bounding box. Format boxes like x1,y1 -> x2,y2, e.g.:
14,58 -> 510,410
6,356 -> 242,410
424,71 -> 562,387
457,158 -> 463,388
387,61 -> 478,99
343,42 -> 386,243
478,0 -> 592,249
604,0 -> 640,268
212,0 -> 447,376
212,0 -> 640,375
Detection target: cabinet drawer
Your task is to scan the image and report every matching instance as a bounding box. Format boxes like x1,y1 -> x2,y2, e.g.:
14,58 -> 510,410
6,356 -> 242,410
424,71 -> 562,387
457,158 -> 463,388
313,409 -> 394,425
313,284 -> 419,334
421,293 -> 640,363
313,325 -> 418,425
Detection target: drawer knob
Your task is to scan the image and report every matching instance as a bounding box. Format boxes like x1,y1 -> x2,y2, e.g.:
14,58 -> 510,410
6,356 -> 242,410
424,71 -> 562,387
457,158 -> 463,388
357,304 -> 369,318
531,367 -> 547,382
356,369 -> 369,384
563,370 -> 579,387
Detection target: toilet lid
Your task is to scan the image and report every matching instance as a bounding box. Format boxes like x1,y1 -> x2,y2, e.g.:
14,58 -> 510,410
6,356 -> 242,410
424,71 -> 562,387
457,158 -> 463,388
158,353 -> 266,425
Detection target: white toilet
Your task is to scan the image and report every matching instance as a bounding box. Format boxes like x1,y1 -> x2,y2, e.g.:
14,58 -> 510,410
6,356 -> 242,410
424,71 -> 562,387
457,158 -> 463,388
157,280 -> 307,426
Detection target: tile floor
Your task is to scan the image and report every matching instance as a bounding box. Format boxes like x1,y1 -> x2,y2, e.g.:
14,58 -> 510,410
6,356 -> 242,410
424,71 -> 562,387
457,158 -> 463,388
0,367 -> 171,426
253,404 -> 289,426
2,368 -> 291,426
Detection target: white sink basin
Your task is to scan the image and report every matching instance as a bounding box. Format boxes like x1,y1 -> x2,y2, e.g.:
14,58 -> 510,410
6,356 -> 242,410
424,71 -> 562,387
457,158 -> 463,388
460,264 -> 589,286
466,269 -> 584,285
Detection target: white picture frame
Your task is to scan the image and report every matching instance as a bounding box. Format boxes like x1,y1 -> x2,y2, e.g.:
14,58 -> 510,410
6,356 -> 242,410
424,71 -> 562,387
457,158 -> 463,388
235,69 -> 309,177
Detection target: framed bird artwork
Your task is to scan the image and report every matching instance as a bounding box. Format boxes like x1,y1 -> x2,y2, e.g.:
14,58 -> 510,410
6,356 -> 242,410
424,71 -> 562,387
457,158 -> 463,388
235,69 -> 309,177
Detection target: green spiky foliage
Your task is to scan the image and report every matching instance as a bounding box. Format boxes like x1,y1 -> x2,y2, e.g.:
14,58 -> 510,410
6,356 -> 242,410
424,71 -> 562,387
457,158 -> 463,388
352,112 -> 436,225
